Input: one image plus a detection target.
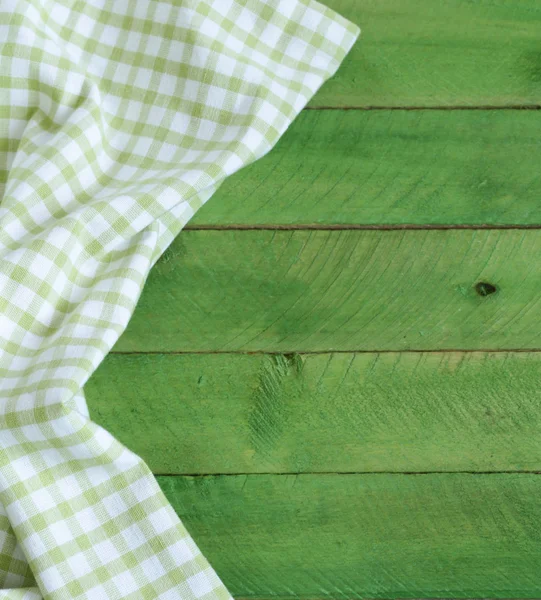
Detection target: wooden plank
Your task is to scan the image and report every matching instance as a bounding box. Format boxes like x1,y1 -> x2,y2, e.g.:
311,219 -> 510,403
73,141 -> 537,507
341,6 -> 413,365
87,351 -> 541,475
311,0 -> 541,107
115,229 -> 541,353
190,110 -> 541,227
157,472 -> 541,598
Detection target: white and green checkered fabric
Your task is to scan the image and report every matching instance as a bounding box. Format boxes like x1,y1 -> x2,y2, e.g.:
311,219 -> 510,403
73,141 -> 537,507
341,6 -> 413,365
0,0 -> 359,597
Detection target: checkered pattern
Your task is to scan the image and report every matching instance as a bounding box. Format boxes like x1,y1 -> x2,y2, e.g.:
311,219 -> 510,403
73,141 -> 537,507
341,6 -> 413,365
0,0 -> 359,597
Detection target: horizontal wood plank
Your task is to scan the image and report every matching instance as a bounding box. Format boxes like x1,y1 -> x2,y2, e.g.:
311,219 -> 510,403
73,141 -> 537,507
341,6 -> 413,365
85,351 -> 541,474
311,0 -> 541,107
190,110 -> 541,227
115,229 -> 541,353
158,472 -> 541,598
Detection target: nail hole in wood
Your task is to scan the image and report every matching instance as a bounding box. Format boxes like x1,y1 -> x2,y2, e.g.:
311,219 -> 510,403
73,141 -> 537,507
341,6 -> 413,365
475,281 -> 497,297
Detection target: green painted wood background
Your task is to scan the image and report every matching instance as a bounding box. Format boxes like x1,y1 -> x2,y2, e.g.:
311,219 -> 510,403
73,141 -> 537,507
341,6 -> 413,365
85,1 -> 541,598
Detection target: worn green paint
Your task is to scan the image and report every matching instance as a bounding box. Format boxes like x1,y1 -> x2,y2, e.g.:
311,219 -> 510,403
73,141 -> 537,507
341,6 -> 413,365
93,3 -> 541,596
116,229 -> 541,353
158,472 -> 541,598
190,110 -> 541,227
311,0 -> 541,107
86,351 -> 541,474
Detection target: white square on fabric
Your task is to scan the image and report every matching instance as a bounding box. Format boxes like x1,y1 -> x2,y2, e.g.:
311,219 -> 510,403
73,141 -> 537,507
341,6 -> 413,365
169,112 -> 190,135
72,506 -> 102,537
0,429 -> 19,449
48,415 -> 78,439
156,141 -> 180,162
326,19 -> 347,43
132,135 -> 153,156
67,441 -> 95,460
39,564 -> 65,592
145,35 -> 164,58
167,39 -> 185,60
125,31 -> 142,52
215,53 -> 235,78
83,466 -> 111,488
225,32 -> 243,54
17,24 -> 36,48
9,58 -> 31,81
20,424 -> 48,443
75,164 -> 97,190
59,138 -> 84,163
92,426 -> 116,453
195,118 -> 218,142
10,455 -> 38,482
221,152 -> 244,175
49,521 -> 74,546
75,13 -> 94,35
301,6 -> 324,30
102,493 -> 129,519
21,3 -> 40,25
148,507 -> 174,535
100,25 -> 120,47
82,584 -> 110,600
66,42 -> 83,64
41,447 -> 69,469
168,539 -> 195,566
67,552 -> 93,576
153,2 -> 173,24
30,488 -> 56,512
10,88 -> 30,108
130,477 -> 156,503
24,532 -> 49,560
8,117 -> 27,139
206,86 -> 228,110
285,38 -> 309,61
276,0 -> 296,19
140,555 -> 166,580
186,569 -> 215,597
157,73 -> 178,97
260,21 -> 282,48
112,571 -> 139,594
183,79 -> 201,103
122,522 -> 147,550
92,539 -> 119,563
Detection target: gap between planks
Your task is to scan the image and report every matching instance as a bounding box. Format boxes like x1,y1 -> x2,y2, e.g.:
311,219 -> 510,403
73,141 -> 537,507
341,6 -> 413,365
110,348 -> 541,355
157,471 -> 541,477
184,224 -> 541,231
304,105 -> 541,110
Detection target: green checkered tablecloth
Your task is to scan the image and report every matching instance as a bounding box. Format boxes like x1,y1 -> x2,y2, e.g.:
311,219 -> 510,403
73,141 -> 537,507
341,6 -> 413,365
0,1 -> 359,597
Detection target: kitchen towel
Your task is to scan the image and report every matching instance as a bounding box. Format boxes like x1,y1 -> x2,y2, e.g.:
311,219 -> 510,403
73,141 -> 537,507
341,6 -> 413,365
0,0 -> 359,597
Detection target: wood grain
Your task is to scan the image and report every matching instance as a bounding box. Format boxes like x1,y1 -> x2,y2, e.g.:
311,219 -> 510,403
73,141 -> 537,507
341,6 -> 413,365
115,229 -> 541,353
157,472 -> 541,598
86,351 -> 541,474
190,110 -> 541,227
311,0 -> 541,107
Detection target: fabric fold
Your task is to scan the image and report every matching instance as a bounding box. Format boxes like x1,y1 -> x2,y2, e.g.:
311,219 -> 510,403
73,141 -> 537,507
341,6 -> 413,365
0,0 -> 360,596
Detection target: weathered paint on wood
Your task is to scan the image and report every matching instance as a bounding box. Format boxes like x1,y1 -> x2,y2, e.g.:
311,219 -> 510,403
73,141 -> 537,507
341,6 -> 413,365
87,4 -> 541,596
158,472 -> 541,598
311,0 -> 541,107
86,351 -> 541,475
115,229 -> 541,353
189,110 -> 541,227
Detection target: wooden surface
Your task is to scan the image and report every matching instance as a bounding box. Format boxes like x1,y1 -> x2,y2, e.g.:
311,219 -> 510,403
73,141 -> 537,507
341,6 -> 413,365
116,229 -> 541,353
158,473 -> 541,599
189,110 -> 541,227
85,1 -> 541,597
306,0 -> 541,108
87,352 -> 541,474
